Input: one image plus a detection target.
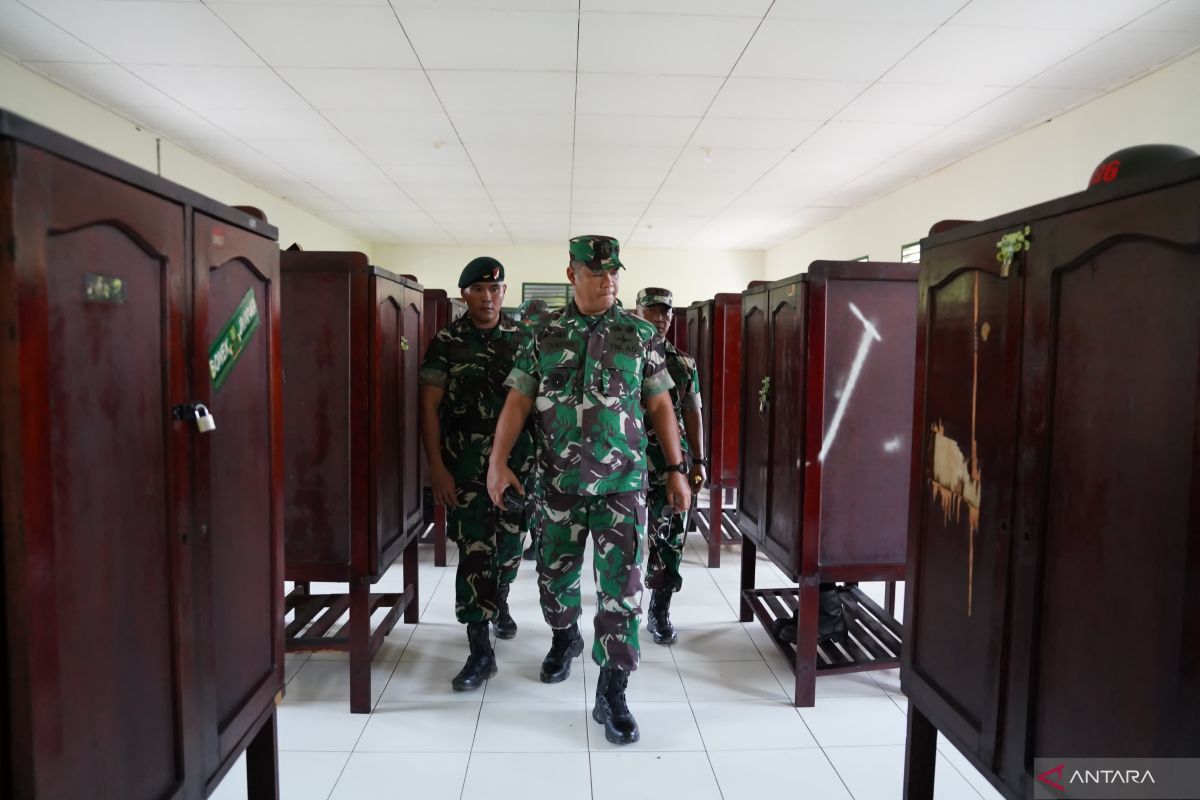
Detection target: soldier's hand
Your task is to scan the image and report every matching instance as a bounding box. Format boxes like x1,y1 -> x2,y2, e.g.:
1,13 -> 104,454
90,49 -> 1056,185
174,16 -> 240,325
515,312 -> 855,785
689,463 -> 707,490
487,463 -> 523,510
432,465 -> 461,508
666,473 -> 692,514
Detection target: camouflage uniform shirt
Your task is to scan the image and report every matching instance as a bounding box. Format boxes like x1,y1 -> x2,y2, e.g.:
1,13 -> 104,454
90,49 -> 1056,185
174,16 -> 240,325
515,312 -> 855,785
505,301 -> 674,496
420,313 -> 534,482
646,340 -> 701,487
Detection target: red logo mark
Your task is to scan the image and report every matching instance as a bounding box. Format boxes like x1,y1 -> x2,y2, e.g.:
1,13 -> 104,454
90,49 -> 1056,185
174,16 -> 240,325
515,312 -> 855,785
1037,763 -> 1066,792
1089,159 -> 1122,186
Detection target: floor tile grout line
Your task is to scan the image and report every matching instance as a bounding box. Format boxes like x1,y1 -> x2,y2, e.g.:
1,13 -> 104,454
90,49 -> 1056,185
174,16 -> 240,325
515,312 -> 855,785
669,628 -> 728,800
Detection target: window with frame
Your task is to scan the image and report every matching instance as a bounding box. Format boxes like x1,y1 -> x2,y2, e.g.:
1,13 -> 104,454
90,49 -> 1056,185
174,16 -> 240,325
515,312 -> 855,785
522,282 -> 574,307
900,241 -> 921,263
852,255 -> 869,262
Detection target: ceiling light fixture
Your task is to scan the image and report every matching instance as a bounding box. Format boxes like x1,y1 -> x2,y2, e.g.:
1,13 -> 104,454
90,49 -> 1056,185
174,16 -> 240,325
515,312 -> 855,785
702,147 -> 712,164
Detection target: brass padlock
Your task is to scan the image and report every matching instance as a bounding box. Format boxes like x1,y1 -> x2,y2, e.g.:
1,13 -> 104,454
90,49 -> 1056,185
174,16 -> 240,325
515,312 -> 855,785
194,403 -> 216,433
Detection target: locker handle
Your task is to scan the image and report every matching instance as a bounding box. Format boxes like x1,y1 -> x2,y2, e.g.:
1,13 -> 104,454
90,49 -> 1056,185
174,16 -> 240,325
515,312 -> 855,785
401,336 -> 410,351
757,376 -> 771,415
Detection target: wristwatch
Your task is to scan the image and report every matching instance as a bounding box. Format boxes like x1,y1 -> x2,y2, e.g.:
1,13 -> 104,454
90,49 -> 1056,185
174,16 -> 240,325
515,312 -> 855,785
661,462 -> 688,474
692,457 -> 709,466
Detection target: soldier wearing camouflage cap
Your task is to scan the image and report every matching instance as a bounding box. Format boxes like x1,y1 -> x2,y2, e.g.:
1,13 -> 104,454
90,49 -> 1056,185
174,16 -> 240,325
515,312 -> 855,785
419,256 -> 536,691
634,287 -> 707,646
487,235 -> 692,745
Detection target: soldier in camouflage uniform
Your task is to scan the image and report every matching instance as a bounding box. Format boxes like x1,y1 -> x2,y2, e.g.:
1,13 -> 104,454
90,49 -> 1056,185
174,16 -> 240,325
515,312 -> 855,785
516,297 -> 550,561
419,256 -> 535,692
486,235 -> 692,745
634,288 -> 707,645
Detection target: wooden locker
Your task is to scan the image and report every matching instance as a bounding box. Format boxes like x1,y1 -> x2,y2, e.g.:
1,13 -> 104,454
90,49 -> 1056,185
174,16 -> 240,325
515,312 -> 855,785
737,261 -> 917,706
280,252 -> 423,713
0,110 -> 280,799
685,296 -> 743,566
903,159 -> 1200,800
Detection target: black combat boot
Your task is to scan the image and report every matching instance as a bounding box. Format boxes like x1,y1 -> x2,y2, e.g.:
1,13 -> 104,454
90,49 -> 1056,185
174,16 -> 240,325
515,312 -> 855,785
493,583 -> 517,640
773,585 -> 848,645
539,623 -> 584,683
522,531 -> 539,561
592,667 -> 639,744
451,622 -> 496,691
645,590 -> 678,645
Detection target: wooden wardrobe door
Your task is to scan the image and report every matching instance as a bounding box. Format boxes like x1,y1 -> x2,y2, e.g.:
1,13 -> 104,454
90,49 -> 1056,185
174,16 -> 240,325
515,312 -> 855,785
904,229 -> 1023,773
400,287 -> 424,542
192,212 -> 283,782
737,291 -> 771,542
370,276 -> 405,575
7,146 -> 193,800
1003,182 -> 1200,787
763,281 -> 807,575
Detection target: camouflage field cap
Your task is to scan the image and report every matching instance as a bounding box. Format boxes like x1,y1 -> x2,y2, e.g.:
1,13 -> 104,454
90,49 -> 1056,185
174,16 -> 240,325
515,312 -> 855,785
636,287 -> 673,308
569,234 -> 624,271
459,255 -> 504,288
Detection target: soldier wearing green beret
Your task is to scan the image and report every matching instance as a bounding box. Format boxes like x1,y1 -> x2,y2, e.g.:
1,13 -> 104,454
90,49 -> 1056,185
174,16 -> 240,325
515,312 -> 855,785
419,256 -> 535,691
634,287 -> 706,645
487,235 -> 692,745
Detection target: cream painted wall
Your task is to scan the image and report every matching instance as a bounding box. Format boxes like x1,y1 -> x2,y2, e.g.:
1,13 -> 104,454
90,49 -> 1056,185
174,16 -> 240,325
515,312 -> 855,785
0,54 -> 371,254
372,244 -> 765,308
765,51 -> 1200,278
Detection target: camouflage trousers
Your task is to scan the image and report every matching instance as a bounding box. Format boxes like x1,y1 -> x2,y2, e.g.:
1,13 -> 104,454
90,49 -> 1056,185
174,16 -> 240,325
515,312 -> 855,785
537,489 -> 647,672
448,480 -> 525,625
645,485 -> 684,593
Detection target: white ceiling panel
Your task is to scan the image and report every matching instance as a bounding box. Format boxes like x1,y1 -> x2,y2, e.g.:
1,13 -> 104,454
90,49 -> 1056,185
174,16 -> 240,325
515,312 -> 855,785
574,115 -> 699,148
1027,31 -> 1200,90
571,186 -> 657,215
469,144 -> 574,184
7,2 -> 1196,250
691,117 -> 819,149
573,144 -> 680,173
673,146 -> 789,174
27,62 -> 177,110
428,71 -> 576,113
0,0 -> 106,62
202,107 -> 343,141
324,110 -> 458,144
956,86 -> 1101,131
397,9 -> 577,71
256,139 -> 384,182
1127,0 -> 1200,32
708,78 -> 867,120
735,19 -> 936,81
129,66 -> 309,111
951,0 -> 1163,31
571,166 -> 671,189
279,68 -> 441,112
392,1 -> 577,10
768,0 -> 965,24
838,83 -> 1010,125
123,104 -> 233,144
30,1 -> 259,66
577,74 -> 723,117
209,4 -> 420,68
582,0 -> 771,16
886,26 -> 1103,86
451,113 -> 575,146
578,12 -> 759,76
321,180 -> 421,210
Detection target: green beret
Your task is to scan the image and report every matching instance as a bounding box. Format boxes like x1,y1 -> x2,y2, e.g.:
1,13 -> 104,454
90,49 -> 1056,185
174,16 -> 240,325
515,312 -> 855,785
459,256 -> 505,289
569,234 -> 623,271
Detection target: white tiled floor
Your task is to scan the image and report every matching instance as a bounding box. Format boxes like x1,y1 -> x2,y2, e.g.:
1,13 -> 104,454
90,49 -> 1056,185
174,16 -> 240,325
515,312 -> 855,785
211,532 -> 1005,800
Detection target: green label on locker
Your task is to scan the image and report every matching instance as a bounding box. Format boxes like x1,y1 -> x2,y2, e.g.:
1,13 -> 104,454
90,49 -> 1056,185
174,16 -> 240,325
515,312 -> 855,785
209,287 -> 260,392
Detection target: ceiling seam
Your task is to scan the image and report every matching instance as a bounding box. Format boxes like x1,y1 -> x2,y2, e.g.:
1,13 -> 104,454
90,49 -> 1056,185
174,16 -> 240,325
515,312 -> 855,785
676,1 -> 975,249
384,0 -> 514,246
568,0 -> 581,241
